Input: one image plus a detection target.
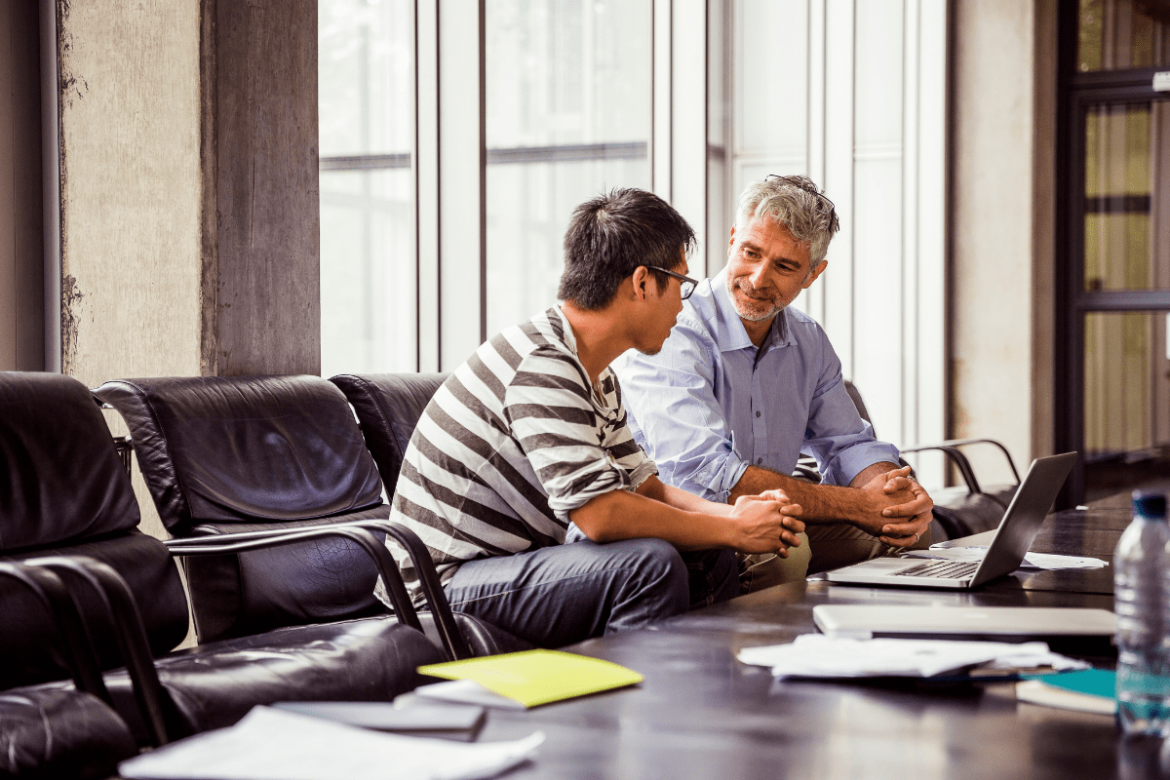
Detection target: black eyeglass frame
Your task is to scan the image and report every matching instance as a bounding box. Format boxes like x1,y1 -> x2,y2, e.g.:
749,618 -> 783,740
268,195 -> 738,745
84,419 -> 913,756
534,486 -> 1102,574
646,266 -> 698,300
764,174 -> 838,225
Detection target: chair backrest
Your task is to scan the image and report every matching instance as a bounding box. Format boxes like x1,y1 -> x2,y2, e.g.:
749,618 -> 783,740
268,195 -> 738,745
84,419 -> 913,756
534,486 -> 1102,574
94,375 -> 392,642
0,372 -> 189,688
329,373 -> 448,491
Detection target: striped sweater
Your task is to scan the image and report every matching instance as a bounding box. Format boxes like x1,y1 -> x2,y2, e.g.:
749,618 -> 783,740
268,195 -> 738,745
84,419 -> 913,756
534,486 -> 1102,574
376,305 -> 658,607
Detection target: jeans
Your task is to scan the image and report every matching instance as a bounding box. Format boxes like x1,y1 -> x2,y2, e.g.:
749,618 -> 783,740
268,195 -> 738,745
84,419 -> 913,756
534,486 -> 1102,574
443,536 -> 737,648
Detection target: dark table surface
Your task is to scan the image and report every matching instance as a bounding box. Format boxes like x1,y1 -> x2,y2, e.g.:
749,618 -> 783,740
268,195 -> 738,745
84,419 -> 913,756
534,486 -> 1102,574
474,504 -> 1170,779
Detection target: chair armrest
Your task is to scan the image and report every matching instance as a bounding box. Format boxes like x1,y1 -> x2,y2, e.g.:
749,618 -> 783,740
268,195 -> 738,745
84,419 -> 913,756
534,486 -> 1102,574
0,562 -> 110,703
898,444 -> 984,496
167,521 -> 473,661
164,527 -> 431,647
900,437 -> 1021,486
22,556 -> 172,747
350,520 -> 473,662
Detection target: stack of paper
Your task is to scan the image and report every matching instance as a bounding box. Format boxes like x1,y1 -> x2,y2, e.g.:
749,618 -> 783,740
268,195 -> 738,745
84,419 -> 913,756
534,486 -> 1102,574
118,706 -> 544,780
737,635 -> 1090,679
416,649 -> 643,709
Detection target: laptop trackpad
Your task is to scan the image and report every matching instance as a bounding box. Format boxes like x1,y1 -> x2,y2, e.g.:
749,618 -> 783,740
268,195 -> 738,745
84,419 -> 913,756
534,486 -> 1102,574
837,557 -> 920,575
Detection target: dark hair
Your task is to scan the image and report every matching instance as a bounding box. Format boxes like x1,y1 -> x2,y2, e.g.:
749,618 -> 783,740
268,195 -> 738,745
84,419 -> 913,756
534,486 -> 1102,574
558,188 -> 697,311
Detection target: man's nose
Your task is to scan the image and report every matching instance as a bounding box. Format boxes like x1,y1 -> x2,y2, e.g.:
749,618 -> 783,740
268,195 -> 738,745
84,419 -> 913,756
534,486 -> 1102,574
749,264 -> 769,289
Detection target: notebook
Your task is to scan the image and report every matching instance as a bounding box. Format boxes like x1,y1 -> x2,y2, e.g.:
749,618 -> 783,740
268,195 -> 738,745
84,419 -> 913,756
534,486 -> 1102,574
825,452 -> 1078,589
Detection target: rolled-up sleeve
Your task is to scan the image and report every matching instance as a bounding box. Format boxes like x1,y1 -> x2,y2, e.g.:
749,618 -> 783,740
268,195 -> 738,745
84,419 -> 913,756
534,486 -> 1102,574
614,323 -> 748,504
803,345 -> 902,487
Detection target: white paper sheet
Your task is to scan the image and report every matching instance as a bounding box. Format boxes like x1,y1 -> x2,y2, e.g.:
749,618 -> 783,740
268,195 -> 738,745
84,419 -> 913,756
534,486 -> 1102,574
737,635 -> 1090,679
412,679 -> 527,710
118,706 -> 544,780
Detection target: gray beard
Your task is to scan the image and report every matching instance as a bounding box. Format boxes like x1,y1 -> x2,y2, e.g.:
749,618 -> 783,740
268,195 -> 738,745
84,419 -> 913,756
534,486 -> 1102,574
727,278 -> 783,322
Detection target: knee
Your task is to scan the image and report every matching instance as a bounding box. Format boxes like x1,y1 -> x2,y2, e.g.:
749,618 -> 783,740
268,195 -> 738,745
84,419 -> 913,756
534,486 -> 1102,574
621,538 -> 689,610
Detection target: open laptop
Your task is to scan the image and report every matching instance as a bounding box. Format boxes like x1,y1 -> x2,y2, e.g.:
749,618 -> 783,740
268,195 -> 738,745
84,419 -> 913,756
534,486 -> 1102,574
824,451 -> 1078,589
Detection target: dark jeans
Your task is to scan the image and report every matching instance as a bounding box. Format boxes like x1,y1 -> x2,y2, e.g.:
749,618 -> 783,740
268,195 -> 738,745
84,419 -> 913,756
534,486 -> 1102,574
443,535 -> 737,648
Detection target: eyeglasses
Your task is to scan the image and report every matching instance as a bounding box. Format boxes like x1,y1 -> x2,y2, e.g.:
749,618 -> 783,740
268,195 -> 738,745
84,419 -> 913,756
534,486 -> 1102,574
765,174 -> 837,226
648,267 -> 698,300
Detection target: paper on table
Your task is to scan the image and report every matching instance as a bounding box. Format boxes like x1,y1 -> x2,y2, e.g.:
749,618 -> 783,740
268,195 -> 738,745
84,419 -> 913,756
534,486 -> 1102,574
413,679 -> 527,711
417,649 -> 643,708
118,705 -> 544,780
737,635 -> 1090,679
910,545 -> 1107,570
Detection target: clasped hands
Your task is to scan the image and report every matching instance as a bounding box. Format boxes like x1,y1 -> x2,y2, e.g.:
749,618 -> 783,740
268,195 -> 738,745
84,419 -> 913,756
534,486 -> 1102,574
729,490 -> 805,557
861,465 -> 933,548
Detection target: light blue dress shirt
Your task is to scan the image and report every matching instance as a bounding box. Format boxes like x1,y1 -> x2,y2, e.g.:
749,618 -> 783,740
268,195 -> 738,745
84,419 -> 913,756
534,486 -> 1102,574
611,269 -> 901,504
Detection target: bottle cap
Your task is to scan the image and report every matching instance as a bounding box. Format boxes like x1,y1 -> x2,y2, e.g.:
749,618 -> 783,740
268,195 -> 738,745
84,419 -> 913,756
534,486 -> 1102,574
1132,491 -> 1168,519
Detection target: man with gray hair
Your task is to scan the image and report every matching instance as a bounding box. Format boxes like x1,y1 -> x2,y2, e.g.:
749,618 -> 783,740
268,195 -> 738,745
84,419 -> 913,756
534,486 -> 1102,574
612,175 -> 933,589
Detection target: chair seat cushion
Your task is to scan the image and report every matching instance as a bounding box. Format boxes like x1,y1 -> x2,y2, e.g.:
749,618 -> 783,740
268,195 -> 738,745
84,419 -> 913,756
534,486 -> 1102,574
0,687 -> 137,780
426,613 -> 534,658
102,617 -> 446,743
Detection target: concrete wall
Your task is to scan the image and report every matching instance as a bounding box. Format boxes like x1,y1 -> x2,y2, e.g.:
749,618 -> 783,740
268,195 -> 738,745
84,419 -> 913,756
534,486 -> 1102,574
56,0 -> 320,386
950,0 -> 1058,483
57,0 -> 203,385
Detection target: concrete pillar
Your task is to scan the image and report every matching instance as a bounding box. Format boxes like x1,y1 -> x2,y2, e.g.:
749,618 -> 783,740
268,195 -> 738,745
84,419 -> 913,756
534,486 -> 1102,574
201,0 -> 320,376
55,0 -> 319,387
950,0 -> 1058,482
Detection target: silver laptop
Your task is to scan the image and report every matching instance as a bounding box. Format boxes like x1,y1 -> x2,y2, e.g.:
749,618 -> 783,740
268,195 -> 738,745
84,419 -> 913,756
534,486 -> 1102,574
825,452 -> 1078,589
813,604 -> 1116,639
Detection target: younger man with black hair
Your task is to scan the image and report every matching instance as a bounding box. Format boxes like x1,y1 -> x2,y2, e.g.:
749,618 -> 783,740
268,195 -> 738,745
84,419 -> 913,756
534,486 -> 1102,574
378,188 -> 805,647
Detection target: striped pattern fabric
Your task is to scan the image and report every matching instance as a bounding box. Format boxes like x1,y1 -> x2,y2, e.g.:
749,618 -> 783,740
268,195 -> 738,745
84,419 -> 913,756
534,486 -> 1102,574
376,306 -> 657,607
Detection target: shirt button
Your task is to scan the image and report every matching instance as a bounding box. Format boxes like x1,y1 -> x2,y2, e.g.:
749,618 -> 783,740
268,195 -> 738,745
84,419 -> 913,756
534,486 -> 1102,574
755,411 -> 761,417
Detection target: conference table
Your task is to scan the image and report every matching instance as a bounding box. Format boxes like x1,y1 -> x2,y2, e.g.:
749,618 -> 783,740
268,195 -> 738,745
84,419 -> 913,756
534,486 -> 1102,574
474,502 -> 1158,779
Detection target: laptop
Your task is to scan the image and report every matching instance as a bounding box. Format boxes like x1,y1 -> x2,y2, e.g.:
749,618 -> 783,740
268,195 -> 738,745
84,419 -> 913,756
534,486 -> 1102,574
812,604 -> 1116,640
825,451 -> 1078,589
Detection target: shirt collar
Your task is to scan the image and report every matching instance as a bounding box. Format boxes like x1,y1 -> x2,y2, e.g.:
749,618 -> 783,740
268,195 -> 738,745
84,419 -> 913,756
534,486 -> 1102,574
550,304 -> 578,356
708,269 -> 793,354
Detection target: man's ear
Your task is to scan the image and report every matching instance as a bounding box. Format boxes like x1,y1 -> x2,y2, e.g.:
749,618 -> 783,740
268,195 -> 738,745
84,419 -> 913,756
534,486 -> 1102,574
803,260 -> 828,289
630,266 -> 652,301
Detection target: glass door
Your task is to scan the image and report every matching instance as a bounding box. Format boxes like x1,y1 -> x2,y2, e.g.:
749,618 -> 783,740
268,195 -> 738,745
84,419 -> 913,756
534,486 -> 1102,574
1057,0 -> 1170,504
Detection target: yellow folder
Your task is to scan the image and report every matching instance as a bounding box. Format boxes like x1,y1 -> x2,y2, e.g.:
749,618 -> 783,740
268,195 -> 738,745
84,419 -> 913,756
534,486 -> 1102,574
417,649 -> 643,708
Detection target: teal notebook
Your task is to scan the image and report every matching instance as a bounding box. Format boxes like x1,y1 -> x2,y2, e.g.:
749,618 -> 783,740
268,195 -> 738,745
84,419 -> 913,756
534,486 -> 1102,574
1016,669 -> 1115,715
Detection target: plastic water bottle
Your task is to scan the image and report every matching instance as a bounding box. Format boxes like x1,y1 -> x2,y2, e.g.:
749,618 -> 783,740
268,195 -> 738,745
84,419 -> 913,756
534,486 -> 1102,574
1115,491 -> 1170,735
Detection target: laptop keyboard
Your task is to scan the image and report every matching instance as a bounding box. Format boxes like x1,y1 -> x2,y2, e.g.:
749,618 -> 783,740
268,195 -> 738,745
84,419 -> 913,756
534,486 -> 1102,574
894,560 -> 979,579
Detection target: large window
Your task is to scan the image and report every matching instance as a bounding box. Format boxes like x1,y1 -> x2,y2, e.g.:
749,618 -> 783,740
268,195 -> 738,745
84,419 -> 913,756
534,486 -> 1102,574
484,0 -> 651,336
319,0 -> 416,376
315,2 -> 946,483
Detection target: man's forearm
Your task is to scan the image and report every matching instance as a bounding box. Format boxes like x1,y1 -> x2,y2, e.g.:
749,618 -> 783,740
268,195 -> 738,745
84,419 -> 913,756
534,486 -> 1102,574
729,463 -> 901,524
571,489 -> 734,550
569,477 -> 804,554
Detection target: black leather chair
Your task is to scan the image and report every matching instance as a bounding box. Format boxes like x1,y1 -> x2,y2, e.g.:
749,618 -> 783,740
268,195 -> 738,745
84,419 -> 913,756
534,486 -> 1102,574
328,372 -> 448,492
94,374 -> 527,658
0,561 -> 139,779
1,371 -> 443,746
